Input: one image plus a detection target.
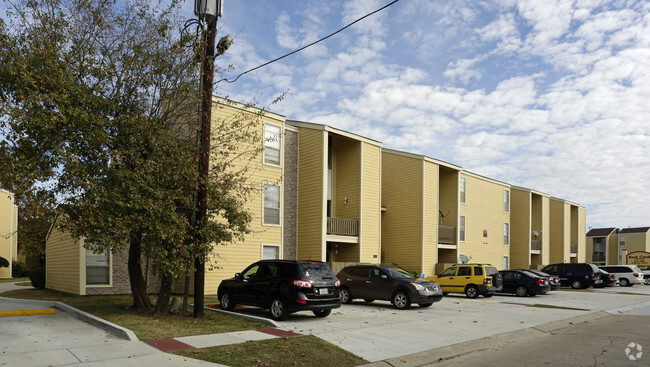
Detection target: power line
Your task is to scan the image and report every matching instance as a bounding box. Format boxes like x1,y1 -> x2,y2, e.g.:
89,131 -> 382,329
217,0 -> 400,84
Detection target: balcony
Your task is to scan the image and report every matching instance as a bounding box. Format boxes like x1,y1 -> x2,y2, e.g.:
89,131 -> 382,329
531,240 -> 542,251
570,244 -> 577,254
438,225 -> 456,245
592,254 -> 606,262
327,217 -> 358,236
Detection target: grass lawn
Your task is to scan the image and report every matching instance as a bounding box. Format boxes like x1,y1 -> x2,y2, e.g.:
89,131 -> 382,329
1,288 -> 369,366
175,335 -> 367,367
0,277 -> 28,283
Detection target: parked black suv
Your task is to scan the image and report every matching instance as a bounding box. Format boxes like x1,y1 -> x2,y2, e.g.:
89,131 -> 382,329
217,260 -> 341,321
337,263 -> 443,309
540,263 -> 603,289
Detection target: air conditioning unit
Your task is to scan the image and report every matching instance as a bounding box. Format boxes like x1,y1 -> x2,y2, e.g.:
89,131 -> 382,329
194,0 -> 223,20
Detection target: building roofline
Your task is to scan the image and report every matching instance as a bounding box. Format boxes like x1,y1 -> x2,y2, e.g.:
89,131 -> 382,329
213,96 -> 286,121
286,120 -> 382,147
550,196 -> 582,207
510,185 -> 550,197
461,170 -> 511,188
381,148 -> 462,170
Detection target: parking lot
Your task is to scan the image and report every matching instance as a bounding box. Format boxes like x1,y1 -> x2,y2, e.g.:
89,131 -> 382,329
230,285 -> 650,363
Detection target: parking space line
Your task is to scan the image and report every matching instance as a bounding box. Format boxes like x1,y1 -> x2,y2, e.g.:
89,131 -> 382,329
0,309 -> 56,317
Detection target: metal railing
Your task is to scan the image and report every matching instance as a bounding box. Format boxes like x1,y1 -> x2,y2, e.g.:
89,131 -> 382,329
592,254 -> 606,262
531,240 -> 542,250
327,217 -> 359,236
438,225 -> 456,245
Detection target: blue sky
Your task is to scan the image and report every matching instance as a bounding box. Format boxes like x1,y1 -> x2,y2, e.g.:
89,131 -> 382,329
188,0 -> 650,230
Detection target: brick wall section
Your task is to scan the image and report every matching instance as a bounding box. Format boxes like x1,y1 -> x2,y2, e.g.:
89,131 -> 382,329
283,129 -> 298,260
86,250 -> 161,295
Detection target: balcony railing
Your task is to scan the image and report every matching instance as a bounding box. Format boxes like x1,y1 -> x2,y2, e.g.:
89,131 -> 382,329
327,217 -> 358,236
531,240 -> 542,251
438,225 -> 456,245
592,254 -> 606,262
570,244 -> 577,253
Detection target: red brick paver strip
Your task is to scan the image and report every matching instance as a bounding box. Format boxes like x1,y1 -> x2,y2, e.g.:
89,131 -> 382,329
143,338 -> 195,352
257,328 -> 302,338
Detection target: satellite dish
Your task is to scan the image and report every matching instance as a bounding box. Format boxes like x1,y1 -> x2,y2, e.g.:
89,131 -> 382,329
532,230 -> 540,238
459,254 -> 470,264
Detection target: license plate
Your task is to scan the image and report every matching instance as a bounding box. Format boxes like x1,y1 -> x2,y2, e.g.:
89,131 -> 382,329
595,279 -> 602,284
315,287 -> 330,295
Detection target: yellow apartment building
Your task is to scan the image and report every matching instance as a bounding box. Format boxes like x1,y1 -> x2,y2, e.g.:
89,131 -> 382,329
286,120 -> 382,273
586,227 -> 617,265
0,189 -> 18,279
380,149 -> 462,276
617,227 -> 650,264
458,172 -> 512,269
549,198 -> 586,263
510,186 -> 551,270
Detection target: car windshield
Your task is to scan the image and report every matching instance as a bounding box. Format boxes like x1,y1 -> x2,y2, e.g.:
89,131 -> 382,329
383,266 -> 413,279
299,262 -> 335,280
485,267 -> 498,276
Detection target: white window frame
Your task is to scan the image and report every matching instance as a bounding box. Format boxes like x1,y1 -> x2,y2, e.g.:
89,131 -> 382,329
460,177 -> 466,204
619,235 -> 626,246
262,244 -> 280,260
85,247 -> 111,286
503,223 -> 510,245
459,215 -> 466,242
503,256 -> 509,270
263,123 -> 282,166
504,189 -> 510,213
263,183 -> 281,226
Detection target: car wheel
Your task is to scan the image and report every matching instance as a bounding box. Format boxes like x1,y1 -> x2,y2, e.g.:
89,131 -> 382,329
442,292 -> 449,296
619,278 -> 629,287
418,303 -> 433,308
392,291 -> 411,310
313,309 -> 331,318
483,293 -> 493,298
269,298 -> 289,321
220,292 -> 235,311
571,279 -> 584,289
465,285 -> 479,299
363,299 -> 375,303
340,287 -> 353,304
515,286 -> 528,297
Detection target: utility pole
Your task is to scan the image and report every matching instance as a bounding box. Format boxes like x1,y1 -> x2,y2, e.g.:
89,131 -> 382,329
193,2 -> 219,319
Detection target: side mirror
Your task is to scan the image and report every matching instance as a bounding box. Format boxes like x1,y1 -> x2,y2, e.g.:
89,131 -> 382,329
381,274 -> 388,280
235,273 -> 241,279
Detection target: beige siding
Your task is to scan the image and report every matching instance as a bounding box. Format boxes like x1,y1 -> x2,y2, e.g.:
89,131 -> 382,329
549,200 -> 571,263
510,188 -> 531,269
608,234 -> 619,265
202,100 -> 285,295
333,137 -> 360,221
540,196 -> 551,265
624,232 -> 649,254
0,190 -> 17,278
360,142 -> 381,263
421,161 -> 439,276
381,152 -> 423,272
46,219 -> 82,294
578,207 -> 587,262
297,129 -> 327,261
458,173 -> 511,269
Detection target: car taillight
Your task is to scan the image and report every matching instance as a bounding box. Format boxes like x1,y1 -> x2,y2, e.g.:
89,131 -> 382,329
633,273 -> 639,277
334,279 -> 341,287
292,280 -> 312,288
483,278 -> 491,285
537,279 -> 544,285
590,273 -> 595,279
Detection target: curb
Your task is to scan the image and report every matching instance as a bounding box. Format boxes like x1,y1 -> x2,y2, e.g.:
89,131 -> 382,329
0,296 -> 138,341
205,305 -> 279,327
361,311 -> 611,366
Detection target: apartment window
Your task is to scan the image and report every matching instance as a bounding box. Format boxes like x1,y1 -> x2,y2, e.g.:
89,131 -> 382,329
262,245 -> 280,260
619,235 -> 626,246
504,189 -> 510,212
503,256 -> 509,270
503,223 -> 509,245
263,184 -> 280,225
460,177 -> 466,203
264,123 -> 281,165
86,248 -> 110,285
459,215 -> 466,242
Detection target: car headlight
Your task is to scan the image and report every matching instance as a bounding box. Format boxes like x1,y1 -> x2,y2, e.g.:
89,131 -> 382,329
410,282 -> 425,291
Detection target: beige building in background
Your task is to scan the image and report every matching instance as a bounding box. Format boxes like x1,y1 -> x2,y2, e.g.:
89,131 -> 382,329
458,172 -> 512,270
380,149 -> 461,276
0,189 -> 18,278
510,186 -> 551,270
549,198 -> 586,263
586,227 -> 618,265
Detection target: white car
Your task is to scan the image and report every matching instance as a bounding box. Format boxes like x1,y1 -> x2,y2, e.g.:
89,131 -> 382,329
598,265 -> 643,287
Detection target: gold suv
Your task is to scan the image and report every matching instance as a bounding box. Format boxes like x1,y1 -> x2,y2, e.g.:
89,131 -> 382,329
427,264 -> 503,298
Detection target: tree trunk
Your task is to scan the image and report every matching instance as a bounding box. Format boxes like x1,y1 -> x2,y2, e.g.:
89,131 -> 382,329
193,258 -> 205,318
128,231 -> 152,309
155,273 -> 173,314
